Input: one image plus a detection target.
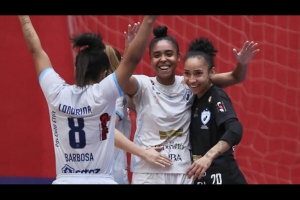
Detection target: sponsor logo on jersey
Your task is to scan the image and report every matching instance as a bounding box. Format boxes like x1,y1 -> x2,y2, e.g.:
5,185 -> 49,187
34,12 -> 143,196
159,129 -> 183,140
168,154 -> 182,161
61,164 -> 101,174
216,101 -> 226,112
100,113 -> 111,141
159,142 -> 185,150
201,109 -> 211,129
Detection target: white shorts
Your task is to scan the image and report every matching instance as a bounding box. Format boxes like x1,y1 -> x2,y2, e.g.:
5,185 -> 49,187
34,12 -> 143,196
53,174 -> 118,184
131,173 -> 193,184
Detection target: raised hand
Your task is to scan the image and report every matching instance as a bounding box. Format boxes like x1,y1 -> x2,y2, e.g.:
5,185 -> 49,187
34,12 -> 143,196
143,146 -> 172,167
124,22 -> 140,49
146,15 -> 158,21
233,41 -> 260,65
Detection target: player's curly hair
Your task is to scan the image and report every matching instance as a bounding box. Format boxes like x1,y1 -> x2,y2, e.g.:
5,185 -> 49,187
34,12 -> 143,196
183,37 -> 218,70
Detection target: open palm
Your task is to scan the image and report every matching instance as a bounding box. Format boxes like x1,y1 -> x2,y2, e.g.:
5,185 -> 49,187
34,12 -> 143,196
124,22 -> 140,49
233,41 -> 260,65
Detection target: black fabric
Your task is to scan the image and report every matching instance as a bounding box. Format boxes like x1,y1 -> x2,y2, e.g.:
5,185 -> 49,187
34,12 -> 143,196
189,85 -> 246,184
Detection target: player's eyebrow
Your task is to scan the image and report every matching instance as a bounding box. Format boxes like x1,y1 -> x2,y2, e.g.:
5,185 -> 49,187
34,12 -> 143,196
152,49 -> 174,54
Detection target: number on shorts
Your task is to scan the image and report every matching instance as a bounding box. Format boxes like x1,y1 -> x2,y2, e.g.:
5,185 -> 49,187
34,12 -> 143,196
68,117 -> 86,149
211,173 -> 222,184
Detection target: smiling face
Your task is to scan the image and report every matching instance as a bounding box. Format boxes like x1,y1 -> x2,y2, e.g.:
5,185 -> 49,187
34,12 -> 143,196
183,57 -> 215,98
150,40 -> 180,85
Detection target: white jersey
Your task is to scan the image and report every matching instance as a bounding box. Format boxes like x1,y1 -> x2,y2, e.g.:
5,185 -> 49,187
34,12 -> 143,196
114,96 -> 132,184
131,75 -> 194,174
39,68 -> 122,180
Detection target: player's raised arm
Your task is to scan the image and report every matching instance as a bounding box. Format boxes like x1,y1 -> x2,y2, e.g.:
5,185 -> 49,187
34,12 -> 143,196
18,15 -> 52,78
115,16 -> 157,92
211,41 -> 259,88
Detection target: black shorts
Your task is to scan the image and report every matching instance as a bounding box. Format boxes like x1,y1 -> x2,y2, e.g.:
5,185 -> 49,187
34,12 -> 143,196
193,160 -> 247,185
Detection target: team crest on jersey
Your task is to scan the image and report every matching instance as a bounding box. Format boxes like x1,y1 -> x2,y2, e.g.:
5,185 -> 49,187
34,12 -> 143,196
183,88 -> 192,102
201,109 -> 210,129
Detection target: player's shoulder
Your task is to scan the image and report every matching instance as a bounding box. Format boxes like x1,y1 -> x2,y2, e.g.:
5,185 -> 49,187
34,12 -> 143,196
211,85 -> 230,99
133,74 -> 155,85
212,85 -> 226,94
133,74 -> 150,80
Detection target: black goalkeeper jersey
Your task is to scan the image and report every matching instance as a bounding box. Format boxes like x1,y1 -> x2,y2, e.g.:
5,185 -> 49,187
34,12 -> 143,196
189,85 -> 247,184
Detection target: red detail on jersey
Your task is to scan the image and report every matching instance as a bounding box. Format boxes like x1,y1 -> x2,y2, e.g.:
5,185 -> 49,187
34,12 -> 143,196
150,79 -> 154,85
216,102 -> 226,112
100,113 -> 111,140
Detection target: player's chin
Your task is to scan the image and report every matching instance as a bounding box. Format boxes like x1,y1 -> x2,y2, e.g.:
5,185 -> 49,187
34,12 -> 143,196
189,86 -> 201,94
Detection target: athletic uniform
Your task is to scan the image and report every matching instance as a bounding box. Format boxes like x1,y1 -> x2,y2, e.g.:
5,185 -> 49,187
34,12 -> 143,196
114,96 -> 132,184
190,85 -> 247,185
131,75 -> 194,184
39,67 -> 123,184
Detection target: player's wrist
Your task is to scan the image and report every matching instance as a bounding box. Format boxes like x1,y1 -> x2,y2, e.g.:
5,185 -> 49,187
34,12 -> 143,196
139,148 -> 148,160
237,62 -> 248,67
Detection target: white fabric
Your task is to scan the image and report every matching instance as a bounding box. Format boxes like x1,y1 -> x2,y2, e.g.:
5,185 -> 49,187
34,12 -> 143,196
130,75 -> 194,174
114,96 -> 132,184
39,68 -> 122,182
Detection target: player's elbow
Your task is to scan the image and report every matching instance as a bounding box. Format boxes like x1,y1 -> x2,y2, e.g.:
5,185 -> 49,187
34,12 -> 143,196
28,42 -> 43,55
221,119 -> 243,146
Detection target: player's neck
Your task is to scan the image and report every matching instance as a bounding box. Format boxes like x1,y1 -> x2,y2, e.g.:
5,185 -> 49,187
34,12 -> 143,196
196,83 -> 213,99
156,76 -> 175,86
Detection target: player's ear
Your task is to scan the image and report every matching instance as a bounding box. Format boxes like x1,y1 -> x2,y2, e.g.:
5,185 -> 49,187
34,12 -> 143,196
177,52 -> 181,62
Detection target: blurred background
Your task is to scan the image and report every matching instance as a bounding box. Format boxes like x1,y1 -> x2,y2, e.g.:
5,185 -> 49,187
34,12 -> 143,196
0,15 -> 299,184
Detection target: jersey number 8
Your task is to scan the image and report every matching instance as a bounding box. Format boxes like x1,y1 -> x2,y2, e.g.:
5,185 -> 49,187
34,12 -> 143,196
67,115 -> 109,149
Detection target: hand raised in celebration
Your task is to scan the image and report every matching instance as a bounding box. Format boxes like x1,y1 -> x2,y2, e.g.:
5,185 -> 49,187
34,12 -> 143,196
233,41 -> 260,65
124,22 -> 140,49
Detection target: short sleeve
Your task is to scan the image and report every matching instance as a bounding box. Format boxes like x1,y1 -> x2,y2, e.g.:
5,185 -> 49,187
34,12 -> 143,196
132,74 -> 143,100
115,96 -> 126,120
92,72 -> 123,103
39,67 -> 66,103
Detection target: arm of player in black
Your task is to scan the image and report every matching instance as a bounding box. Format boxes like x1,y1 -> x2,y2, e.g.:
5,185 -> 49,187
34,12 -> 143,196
18,15 -> 52,78
210,40 -> 259,88
114,128 -> 172,167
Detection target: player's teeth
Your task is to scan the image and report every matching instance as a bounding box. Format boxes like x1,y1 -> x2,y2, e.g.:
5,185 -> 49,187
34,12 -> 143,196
160,66 -> 169,69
